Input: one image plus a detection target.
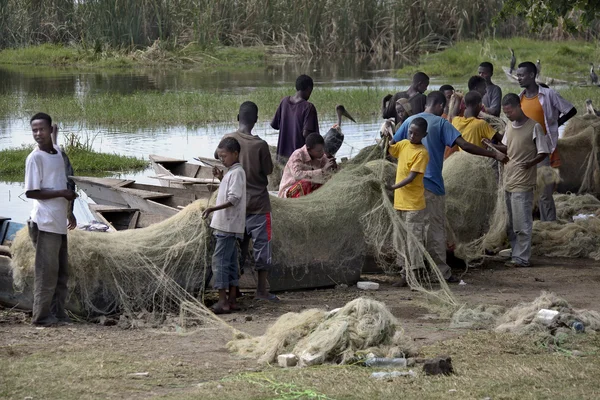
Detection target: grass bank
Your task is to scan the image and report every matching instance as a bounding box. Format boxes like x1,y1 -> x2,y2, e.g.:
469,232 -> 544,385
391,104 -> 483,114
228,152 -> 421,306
2,330 -> 598,399
0,43 -> 274,70
398,38 -> 600,80
0,87 -> 387,127
0,145 -> 148,175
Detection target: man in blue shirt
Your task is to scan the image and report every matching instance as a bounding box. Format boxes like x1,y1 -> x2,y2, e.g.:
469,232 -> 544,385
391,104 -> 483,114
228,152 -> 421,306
391,91 -> 507,283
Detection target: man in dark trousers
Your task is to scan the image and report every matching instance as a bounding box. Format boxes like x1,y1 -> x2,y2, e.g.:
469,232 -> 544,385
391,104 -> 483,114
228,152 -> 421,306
271,75 -> 319,164
516,61 -> 577,221
223,101 -> 279,301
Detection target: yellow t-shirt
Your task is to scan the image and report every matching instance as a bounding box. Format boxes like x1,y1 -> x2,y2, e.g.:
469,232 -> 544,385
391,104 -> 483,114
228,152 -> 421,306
388,140 -> 429,211
521,95 -> 547,134
451,116 -> 496,150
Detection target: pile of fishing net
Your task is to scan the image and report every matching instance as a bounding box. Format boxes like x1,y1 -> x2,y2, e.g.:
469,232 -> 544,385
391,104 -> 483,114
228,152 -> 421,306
442,148 -> 600,261
9,144 -> 455,322
227,297 -> 415,365
451,292 -> 600,335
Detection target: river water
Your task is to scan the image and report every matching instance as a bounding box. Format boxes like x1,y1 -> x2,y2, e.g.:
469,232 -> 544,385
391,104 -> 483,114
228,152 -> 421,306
0,56 -> 520,223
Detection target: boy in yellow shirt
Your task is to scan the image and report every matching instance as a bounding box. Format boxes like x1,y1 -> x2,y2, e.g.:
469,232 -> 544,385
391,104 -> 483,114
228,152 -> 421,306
452,91 -> 503,149
386,117 -> 429,287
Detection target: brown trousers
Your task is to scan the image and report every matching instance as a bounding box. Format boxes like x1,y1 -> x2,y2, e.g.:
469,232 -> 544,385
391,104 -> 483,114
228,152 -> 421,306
28,221 -> 69,324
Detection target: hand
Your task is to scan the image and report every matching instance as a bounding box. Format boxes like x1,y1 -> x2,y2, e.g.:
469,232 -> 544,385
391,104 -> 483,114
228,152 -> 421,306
212,166 -> 224,181
202,207 -> 213,219
67,213 -> 77,230
323,158 -> 336,172
62,190 -> 78,201
494,152 -> 509,164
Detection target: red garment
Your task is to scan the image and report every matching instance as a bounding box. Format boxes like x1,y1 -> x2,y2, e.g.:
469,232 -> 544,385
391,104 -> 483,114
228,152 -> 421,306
285,180 -> 323,198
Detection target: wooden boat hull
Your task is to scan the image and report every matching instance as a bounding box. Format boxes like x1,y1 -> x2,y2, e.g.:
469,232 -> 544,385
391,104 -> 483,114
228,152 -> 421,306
72,176 -> 211,219
149,154 -> 218,189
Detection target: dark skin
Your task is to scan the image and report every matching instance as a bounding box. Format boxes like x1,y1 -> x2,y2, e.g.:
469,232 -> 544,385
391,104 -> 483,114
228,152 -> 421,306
516,66 -> 577,127
26,119 -> 78,230
386,123 -> 427,191
483,104 -> 547,169
202,147 -> 241,313
50,123 -> 77,229
390,102 -> 508,163
464,101 -> 504,143
307,143 -> 336,171
289,86 -> 315,139
478,66 -> 501,116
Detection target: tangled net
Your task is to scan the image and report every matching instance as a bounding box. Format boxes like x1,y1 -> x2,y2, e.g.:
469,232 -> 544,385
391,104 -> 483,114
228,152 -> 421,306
9,144 -> 456,324
227,297 -> 415,365
452,292 -> 600,335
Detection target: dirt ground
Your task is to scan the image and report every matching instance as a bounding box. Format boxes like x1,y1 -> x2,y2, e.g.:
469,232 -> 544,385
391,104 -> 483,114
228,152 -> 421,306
2,255 -> 600,399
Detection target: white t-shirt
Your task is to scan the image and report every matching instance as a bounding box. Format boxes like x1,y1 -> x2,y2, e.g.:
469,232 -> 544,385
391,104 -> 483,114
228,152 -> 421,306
25,145 -> 69,235
210,163 -> 247,235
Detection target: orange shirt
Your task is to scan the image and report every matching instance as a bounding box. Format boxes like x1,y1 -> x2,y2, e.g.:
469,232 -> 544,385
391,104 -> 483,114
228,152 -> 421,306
520,95 -> 546,134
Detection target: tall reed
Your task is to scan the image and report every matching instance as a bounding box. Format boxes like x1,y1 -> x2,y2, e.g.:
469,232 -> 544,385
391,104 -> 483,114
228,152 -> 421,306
0,0 -> 598,54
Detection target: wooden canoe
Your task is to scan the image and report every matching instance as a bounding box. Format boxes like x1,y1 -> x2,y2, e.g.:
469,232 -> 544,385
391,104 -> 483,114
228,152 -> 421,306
149,154 -> 221,189
72,176 -> 207,218
88,204 -> 166,231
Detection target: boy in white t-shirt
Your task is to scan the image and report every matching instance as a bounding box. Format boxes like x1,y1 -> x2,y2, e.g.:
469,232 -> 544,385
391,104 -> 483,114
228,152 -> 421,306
25,113 -> 78,326
202,137 -> 247,314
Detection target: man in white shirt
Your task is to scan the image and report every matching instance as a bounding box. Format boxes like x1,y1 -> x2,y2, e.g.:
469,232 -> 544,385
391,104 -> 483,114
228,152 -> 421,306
25,113 -> 77,326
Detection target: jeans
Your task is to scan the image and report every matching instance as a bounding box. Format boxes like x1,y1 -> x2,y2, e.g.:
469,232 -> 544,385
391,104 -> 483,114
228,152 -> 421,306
505,190 -> 534,266
212,233 -> 239,289
538,156 -> 556,221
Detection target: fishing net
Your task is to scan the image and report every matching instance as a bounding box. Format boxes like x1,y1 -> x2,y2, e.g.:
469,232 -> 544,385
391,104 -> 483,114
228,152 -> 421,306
227,297 -> 415,365
9,144 -> 456,325
452,292 -> 600,335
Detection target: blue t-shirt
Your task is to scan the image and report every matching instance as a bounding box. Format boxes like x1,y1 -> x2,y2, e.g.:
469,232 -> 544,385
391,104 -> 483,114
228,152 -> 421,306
393,112 -> 461,195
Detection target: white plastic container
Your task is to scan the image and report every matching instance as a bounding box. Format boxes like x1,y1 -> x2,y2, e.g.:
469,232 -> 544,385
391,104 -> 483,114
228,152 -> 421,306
357,281 -> 379,290
535,309 -> 559,325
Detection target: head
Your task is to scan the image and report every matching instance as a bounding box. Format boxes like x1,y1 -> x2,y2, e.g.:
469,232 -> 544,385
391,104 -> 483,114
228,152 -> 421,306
395,97 -> 412,121
464,91 -> 483,115
305,133 -> 325,160
295,74 -> 314,100
216,137 -> 241,167
467,75 -> 487,97
408,117 -> 428,144
501,93 -> 524,122
424,91 -> 447,116
30,112 -> 53,147
238,101 -> 258,126
439,84 -> 455,104
478,62 -> 494,82
516,62 -> 537,88
412,72 -> 430,93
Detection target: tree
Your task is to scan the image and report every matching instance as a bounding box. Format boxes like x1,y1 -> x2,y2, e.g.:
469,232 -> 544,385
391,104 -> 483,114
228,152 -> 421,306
496,0 -> 600,32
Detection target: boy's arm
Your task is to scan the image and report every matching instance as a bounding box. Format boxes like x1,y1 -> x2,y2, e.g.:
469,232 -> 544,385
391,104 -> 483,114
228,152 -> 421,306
482,138 -> 507,155
519,152 -> 547,170
270,101 -> 282,130
26,189 -> 77,201
388,171 -> 419,190
261,142 -> 274,176
202,201 -> 234,219
302,104 -> 319,138
456,137 -> 507,162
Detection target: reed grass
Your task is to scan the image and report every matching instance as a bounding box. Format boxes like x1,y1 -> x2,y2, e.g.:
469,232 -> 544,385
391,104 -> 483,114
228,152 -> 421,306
398,38 -> 600,79
0,87 -> 386,127
0,43 -> 270,69
0,145 -> 147,175
0,0 -> 530,56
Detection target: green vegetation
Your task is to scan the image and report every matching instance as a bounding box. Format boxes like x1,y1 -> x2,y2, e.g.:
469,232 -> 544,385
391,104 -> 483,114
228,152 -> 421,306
398,38 -> 600,79
0,43 -> 272,69
2,331 -> 599,399
0,0 -> 517,56
0,87 -> 387,127
0,145 -> 147,175
498,0 -> 600,33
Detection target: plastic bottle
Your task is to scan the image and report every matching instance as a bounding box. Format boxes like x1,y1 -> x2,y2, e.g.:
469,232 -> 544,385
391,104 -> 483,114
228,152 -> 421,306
569,320 -> 585,333
364,357 -> 408,367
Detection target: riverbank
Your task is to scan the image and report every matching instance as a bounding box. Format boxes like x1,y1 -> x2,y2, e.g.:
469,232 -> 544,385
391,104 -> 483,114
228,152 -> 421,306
0,88 -> 387,127
0,44 -> 281,70
397,38 -> 600,81
0,84 -> 594,128
0,146 -> 147,176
